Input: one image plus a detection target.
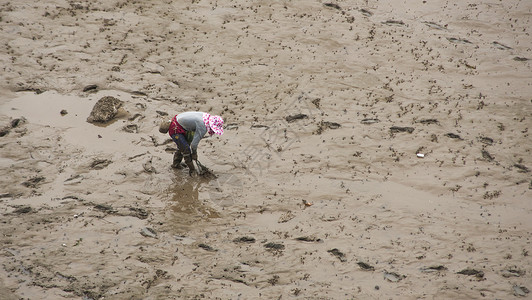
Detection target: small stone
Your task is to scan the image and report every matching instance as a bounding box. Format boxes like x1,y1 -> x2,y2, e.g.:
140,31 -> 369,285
60,109 -> 68,116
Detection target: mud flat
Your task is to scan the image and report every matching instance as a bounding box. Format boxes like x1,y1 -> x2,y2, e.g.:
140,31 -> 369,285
1,0 -> 531,299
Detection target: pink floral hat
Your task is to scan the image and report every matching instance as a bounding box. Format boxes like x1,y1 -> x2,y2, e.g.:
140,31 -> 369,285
203,113 -> 224,135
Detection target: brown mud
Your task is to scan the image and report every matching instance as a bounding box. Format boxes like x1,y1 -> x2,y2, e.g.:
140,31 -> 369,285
1,0 -> 531,299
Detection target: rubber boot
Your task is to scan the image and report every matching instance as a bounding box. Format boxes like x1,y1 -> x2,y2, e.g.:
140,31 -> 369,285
172,152 -> 183,169
183,154 -> 196,176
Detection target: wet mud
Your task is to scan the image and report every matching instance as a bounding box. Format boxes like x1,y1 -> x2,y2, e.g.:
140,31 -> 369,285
1,0 -> 531,299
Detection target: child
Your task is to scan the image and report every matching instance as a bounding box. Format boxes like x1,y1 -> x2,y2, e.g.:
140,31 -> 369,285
159,112 -> 223,175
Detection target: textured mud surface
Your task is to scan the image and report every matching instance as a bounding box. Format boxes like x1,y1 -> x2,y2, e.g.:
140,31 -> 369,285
1,0 -> 531,299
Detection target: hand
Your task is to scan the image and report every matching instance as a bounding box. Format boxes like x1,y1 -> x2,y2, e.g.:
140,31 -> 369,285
191,151 -> 198,161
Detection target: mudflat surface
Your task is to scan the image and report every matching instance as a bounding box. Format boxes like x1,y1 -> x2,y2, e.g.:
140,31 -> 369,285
0,0 -> 531,299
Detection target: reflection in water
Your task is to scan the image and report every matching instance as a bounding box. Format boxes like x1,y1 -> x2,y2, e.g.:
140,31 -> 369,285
167,174 -> 220,220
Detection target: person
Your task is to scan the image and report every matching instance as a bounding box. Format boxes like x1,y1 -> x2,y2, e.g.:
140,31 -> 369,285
159,111 -> 223,175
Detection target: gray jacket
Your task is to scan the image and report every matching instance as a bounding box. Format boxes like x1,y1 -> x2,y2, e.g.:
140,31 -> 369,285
176,111 -> 207,152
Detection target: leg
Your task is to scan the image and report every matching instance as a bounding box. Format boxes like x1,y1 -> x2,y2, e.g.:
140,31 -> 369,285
172,151 -> 183,169
172,133 -> 195,174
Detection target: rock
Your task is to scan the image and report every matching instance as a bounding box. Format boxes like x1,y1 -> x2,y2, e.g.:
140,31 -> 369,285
513,57 -> 529,61
60,109 -> 68,116
285,114 -> 308,123
327,248 -> 346,262
87,96 -> 123,123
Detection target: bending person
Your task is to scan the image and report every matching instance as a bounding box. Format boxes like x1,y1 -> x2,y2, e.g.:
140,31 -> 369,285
159,111 -> 223,175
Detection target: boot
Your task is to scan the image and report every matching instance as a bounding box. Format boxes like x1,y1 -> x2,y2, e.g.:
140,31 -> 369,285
172,152 -> 183,169
183,154 -> 196,176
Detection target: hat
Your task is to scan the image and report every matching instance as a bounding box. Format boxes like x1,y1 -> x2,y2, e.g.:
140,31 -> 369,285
159,119 -> 171,133
203,113 -> 224,135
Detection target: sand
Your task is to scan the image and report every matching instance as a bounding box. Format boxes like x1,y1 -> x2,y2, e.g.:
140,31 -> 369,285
1,0 -> 531,299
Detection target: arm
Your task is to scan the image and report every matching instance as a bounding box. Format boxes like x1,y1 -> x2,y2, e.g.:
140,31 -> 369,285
190,123 -> 206,153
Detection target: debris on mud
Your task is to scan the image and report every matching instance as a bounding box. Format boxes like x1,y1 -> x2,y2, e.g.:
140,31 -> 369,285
233,236 -> 256,243
198,243 -> 217,252
384,271 -> 405,282
445,133 -> 463,140
278,211 -> 295,223
357,262 -> 375,271
457,268 -> 484,279
390,126 -> 414,133
361,118 -> 380,125
328,248 -> 347,262
122,124 -> 138,133
315,121 -> 341,134
12,206 -> 33,214
418,118 -> 439,125
285,114 -> 308,123
324,3 -> 342,10
140,227 -> 158,239
82,84 -> 98,93
90,159 -> 112,170
501,269 -> 524,278
420,265 -> 447,273
295,236 -> 322,243
264,242 -> 285,251
87,96 -> 123,123
513,164 -> 529,173
21,176 -> 45,188
513,285 -> 530,297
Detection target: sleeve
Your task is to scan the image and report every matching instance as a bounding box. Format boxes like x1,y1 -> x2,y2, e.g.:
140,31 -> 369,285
190,119 -> 207,153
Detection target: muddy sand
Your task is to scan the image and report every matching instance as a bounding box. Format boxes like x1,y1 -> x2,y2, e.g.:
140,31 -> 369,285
1,0 -> 531,299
